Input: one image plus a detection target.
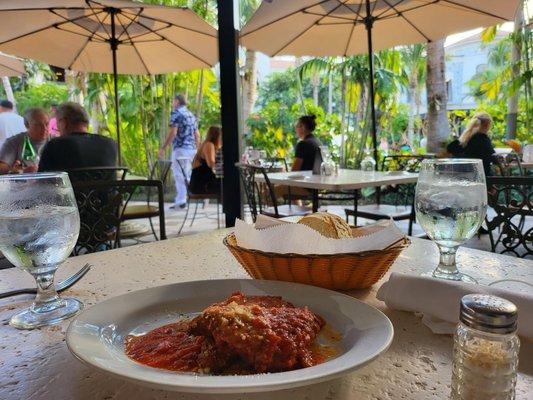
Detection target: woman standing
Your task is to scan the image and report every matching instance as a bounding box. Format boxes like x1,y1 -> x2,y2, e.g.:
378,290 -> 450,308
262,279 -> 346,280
447,112 -> 496,176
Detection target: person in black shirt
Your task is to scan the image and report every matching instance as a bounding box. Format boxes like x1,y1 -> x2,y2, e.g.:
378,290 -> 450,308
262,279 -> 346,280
446,112 -> 496,176
292,115 -> 322,171
39,102 -> 117,172
190,126 -> 222,194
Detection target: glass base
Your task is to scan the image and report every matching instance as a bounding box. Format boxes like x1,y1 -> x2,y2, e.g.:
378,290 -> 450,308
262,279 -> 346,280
423,269 -> 478,283
9,297 -> 83,330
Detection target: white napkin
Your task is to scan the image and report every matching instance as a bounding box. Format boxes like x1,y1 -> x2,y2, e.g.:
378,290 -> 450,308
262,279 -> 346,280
377,273 -> 533,340
234,218 -> 405,255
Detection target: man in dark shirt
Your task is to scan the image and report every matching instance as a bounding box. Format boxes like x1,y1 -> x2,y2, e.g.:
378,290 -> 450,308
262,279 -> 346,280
39,102 -> 117,172
292,115 -> 322,171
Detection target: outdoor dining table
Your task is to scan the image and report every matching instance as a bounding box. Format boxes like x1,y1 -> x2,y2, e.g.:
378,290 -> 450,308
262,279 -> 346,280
0,229 -> 532,399
255,169 -> 418,212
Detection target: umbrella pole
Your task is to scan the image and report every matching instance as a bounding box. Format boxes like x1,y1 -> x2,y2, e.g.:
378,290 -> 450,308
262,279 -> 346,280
110,8 -> 122,166
364,0 -> 379,169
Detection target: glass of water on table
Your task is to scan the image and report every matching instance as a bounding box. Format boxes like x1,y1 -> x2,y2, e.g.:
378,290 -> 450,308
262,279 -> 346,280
0,172 -> 82,329
415,159 -> 487,282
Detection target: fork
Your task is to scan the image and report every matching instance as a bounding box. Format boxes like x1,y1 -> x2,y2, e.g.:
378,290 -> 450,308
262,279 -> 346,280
0,263 -> 91,299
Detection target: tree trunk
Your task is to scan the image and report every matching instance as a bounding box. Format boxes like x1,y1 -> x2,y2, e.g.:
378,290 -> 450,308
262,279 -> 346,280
311,73 -> 319,106
195,69 -> 205,121
426,40 -> 449,153
506,4 -> 524,139
327,73 -> 333,114
407,73 -> 417,147
1,77 -> 16,110
340,74 -> 347,166
241,49 -> 258,134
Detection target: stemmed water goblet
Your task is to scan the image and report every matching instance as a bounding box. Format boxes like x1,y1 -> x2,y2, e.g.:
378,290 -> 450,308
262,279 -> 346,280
0,172 -> 82,329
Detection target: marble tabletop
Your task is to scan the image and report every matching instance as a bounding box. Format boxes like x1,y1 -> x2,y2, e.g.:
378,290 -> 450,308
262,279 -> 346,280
1,230 -> 532,400
255,169 -> 418,191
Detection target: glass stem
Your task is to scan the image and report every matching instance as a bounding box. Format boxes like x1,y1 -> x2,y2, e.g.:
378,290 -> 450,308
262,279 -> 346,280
31,270 -> 61,313
435,245 -> 459,277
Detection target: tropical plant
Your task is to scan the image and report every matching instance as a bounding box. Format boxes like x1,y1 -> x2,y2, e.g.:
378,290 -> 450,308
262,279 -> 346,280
426,39 -> 449,153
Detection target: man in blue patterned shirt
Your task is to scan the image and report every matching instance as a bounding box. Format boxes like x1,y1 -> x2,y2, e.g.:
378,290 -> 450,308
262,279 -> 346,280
159,94 -> 199,208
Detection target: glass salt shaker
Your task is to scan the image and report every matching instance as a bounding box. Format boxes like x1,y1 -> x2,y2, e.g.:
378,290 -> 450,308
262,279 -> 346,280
451,294 -> 520,400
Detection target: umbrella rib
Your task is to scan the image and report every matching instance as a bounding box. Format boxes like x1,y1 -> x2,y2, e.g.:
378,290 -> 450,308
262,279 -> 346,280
119,12 -> 213,68
374,0 -> 408,19
119,8 -> 217,38
381,0 -> 431,42
241,0 -> 332,38
439,0 -> 510,22
271,0 -> 352,57
50,8 -> 109,42
119,16 -> 152,75
66,27 -> 100,70
86,1 -> 111,38
343,20 -> 357,57
0,10 -> 104,46
118,9 -> 215,39
123,25 -> 172,42
342,0 -> 363,57
54,25 -> 106,42
302,11 -> 352,22
116,8 -> 143,42
0,63 -> 24,75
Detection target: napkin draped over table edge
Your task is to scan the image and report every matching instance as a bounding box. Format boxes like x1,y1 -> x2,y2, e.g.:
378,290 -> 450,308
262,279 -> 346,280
234,217 -> 406,255
377,273 -> 533,341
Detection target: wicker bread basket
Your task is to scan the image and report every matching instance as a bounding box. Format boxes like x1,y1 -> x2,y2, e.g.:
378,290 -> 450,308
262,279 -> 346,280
224,229 -> 410,290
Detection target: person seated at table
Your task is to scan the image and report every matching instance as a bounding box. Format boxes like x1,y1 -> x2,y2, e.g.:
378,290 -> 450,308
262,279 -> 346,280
189,126 -> 222,194
39,102 -> 117,172
0,107 -> 49,174
292,115 -> 322,171
447,112 -> 496,176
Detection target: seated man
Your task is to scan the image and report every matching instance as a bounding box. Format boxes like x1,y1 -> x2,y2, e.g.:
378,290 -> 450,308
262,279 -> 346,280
39,102 -> 117,172
0,107 -> 49,174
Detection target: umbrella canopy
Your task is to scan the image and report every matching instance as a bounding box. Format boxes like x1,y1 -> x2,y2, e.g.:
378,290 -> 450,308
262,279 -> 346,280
0,0 -> 217,74
241,0 -> 520,164
0,0 -> 218,163
0,52 -> 24,77
241,0 -> 519,57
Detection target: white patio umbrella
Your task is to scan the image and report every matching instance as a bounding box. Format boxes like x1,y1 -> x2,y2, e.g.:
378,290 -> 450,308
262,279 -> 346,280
0,52 -> 24,77
241,0 -> 521,164
0,0 -> 218,163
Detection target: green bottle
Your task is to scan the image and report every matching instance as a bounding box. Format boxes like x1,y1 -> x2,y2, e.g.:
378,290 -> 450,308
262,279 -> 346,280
21,135 -> 36,166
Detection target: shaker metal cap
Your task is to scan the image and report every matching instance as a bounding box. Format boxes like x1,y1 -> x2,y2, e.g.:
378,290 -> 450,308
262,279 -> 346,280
460,294 -> 518,334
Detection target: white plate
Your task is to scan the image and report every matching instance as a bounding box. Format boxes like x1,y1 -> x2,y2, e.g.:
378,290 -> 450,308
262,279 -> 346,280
66,279 -> 393,393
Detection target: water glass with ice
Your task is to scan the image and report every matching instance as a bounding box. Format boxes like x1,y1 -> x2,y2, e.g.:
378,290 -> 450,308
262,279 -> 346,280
415,159 -> 487,282
0,172 -> 82,329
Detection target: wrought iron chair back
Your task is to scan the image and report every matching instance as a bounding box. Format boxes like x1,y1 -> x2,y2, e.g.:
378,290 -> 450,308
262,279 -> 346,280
379,154 -> 432,206
493,152 -> 524,177
67,166 -> 129,182
238,164 -> 278,222
485,176 -> 532,258
72,180 -> 165,255
146,160 -> 172,204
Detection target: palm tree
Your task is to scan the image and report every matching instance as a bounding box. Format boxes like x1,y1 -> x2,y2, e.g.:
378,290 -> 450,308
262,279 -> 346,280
426,39 -> 448,153
240,0 -> 261,133
506,2 -> 525,139
400,44 -> 426,147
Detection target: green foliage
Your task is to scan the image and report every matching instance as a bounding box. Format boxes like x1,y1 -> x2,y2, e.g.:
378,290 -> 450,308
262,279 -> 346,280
246,98 -> 340,160
14,82 -> 68,115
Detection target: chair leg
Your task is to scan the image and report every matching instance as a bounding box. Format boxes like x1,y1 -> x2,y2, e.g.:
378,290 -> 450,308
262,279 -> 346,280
217,198 -> 220,229
353,190 -> 358,227
148,217 -> 159,241
178,200 -> 190,235
190,200 -> 199,227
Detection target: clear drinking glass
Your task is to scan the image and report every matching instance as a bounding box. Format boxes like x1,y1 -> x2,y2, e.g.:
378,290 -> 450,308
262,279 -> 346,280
0,172 -> 82,329
415,159 -> 487,282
